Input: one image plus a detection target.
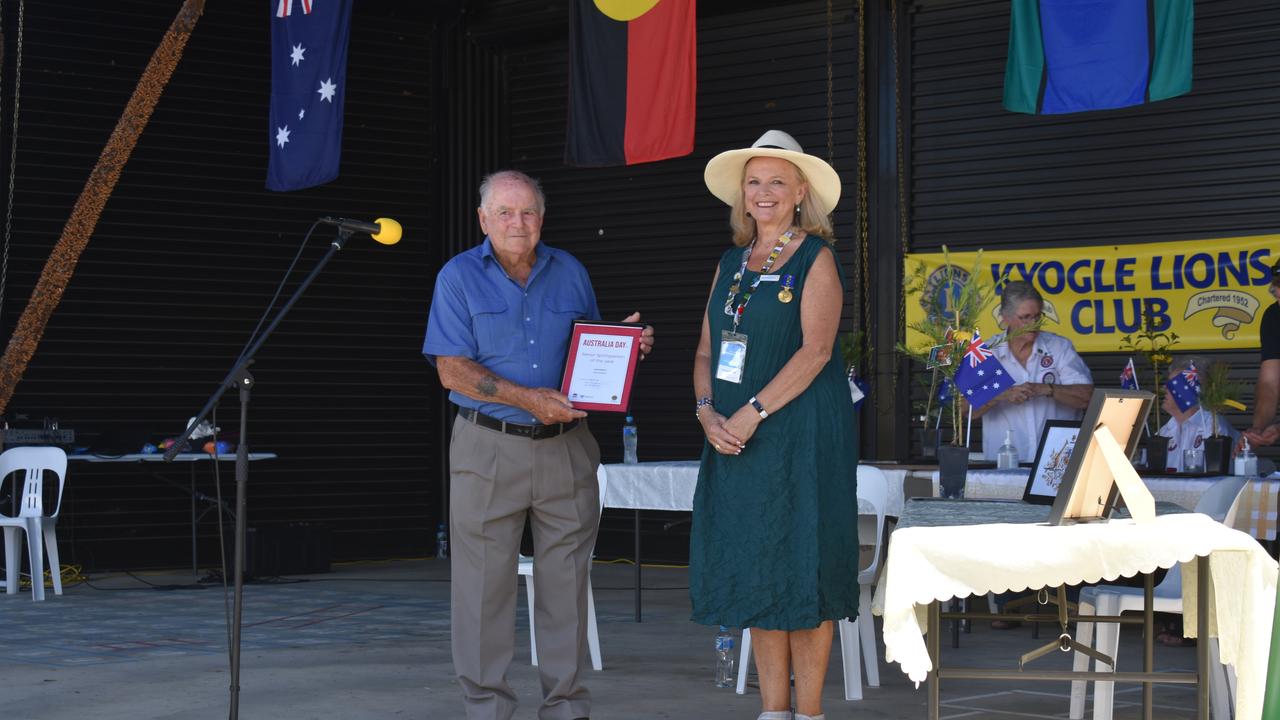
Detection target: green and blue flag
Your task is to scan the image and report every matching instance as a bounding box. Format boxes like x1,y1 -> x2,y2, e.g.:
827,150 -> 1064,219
1004,0 -> 1193,115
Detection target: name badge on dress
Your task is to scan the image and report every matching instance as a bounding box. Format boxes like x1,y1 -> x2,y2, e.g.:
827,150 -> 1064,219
717,331 -> 749,384
758,274 -> 781,282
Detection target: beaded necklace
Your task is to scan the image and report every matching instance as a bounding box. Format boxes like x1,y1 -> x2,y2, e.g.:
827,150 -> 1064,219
722,229 -> 797,333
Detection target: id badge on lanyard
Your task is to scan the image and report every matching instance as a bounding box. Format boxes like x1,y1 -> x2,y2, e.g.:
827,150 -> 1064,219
716,330 -> 749,384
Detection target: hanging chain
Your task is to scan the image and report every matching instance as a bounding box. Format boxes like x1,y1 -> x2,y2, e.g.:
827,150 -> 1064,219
893,0 -> 907,335
856,0 -> 869,338
825,0 -> 834,167
0,0 -> 21,327
891,0 -> 909,415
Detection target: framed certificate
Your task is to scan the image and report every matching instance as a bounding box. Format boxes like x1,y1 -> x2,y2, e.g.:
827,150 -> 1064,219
1023,420 -> 1081,505
560,321 -> 644,412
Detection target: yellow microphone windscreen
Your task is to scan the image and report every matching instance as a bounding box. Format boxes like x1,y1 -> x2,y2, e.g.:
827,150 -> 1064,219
372,218 -> 402,245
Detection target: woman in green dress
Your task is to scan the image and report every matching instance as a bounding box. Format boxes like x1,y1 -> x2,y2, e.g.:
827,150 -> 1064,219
691,130 -> 859,720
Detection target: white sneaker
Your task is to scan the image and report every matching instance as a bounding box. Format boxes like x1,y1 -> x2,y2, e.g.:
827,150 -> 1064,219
756,713 -> 792,720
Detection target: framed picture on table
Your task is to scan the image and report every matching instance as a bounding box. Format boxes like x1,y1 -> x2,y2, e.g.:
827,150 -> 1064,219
1023,420 -> 1082,504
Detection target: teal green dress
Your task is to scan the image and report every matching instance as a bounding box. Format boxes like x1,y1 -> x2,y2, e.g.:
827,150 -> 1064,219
689,235 -> 860,631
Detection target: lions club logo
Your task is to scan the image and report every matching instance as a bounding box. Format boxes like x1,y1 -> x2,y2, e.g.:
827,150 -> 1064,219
921,265 -> 971,325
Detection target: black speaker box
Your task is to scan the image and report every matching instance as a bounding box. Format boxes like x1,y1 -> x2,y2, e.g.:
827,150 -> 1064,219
222,524 -> 332,579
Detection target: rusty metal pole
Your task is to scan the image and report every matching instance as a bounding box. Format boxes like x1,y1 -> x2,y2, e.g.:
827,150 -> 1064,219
0,0 -> 205,416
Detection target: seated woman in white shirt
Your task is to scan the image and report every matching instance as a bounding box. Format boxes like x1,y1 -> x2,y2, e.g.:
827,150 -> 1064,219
972,281 -> 1095,464
972,282 -> 1095,629
1157,356 -> 1240,473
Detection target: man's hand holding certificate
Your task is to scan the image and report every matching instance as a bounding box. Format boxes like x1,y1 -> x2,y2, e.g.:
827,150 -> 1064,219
560,321 -> 645,412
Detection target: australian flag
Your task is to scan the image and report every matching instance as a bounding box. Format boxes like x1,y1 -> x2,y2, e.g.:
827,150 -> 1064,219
267,0 -> 352,191
953,332 -> 1011,410
1120,357 -> 1139,390
937,376 -> 953,404
1165,362 -> 1200,412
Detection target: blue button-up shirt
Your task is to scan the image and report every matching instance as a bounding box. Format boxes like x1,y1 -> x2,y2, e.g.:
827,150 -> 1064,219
423,237 -> 600,423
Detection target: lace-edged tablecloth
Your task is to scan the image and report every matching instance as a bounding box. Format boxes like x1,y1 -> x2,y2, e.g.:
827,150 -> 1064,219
871,512 -> 1278,720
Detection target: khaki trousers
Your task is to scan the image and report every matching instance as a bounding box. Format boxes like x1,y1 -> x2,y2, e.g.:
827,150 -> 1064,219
449,416 -> 601,720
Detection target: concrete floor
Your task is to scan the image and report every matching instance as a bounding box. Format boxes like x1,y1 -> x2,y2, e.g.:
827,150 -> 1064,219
0,558 -> 1208,719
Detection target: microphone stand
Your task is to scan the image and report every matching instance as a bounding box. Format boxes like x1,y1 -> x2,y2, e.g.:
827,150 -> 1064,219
163,225 -> 356,720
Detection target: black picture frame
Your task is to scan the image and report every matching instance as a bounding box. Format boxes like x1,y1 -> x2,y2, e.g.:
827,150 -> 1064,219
1023,420 -> 1083,505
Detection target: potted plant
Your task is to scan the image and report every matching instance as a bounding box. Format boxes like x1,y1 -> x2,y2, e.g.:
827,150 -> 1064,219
1119,313 -> 1179,471
911,380 -> 946,460
1196,360 -> 1245,475
898,248 -> 1004,495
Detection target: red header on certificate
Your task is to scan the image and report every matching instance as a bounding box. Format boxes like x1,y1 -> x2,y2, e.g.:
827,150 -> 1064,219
560,321 -> 644,412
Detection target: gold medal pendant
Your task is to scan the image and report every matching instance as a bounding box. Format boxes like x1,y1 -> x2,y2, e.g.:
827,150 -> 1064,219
777,273 -> 796,303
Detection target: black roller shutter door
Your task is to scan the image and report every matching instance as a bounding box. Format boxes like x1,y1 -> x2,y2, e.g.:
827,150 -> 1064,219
0,0 -> 437,570
904,0 -> 1280,454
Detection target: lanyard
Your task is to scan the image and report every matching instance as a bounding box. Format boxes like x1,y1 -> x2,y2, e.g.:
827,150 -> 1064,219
723,229 -> 796,333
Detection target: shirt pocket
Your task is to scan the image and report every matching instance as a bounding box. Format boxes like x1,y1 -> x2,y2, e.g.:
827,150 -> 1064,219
545,294 -> 589,335
470,295 -> 517,358
539,294 -> 589,365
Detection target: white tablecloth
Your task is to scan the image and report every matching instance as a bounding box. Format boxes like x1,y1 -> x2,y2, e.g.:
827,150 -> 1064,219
932,468 -> 1280,540
601,461 -> 910,516
872,513 -> 1278,720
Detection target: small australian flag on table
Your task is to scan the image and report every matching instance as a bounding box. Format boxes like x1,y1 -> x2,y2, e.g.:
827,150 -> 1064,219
1120,357 -> 1139,390
953,332 -> 1011,410
267,0 -> 352,191
1165,362 -> 1200,412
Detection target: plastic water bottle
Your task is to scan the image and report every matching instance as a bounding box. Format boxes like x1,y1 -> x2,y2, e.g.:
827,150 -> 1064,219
714,626 -> 735,687
996,429 -> 1019,470
1234,437 -> 1258,477
435,522 -> 449,559
622,415 -> 638,464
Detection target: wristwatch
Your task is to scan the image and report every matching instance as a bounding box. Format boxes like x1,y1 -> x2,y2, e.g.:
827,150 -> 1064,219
749,396 -> 768,419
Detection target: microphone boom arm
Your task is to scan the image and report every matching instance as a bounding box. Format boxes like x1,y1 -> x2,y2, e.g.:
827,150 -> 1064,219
161,230 -> 350,462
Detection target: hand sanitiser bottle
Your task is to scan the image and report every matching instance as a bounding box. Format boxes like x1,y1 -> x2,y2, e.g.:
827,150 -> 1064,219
996,429 -> 1019,470
1234,437 -> 1258,477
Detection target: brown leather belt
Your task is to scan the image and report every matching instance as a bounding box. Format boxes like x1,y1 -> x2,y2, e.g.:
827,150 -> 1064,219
457,407 -> 579,440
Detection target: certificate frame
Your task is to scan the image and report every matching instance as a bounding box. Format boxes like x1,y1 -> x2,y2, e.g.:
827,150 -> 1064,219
559,320 -> 644,412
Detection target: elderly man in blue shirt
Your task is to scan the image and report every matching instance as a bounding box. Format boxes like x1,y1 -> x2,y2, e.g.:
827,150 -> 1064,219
423,169 -> 653,720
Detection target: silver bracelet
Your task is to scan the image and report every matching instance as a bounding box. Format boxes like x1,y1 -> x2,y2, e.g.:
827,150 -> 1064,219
695,396 -> 713,419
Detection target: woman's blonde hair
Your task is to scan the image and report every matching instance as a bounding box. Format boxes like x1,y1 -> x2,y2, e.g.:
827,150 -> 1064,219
727,161 -> 835,247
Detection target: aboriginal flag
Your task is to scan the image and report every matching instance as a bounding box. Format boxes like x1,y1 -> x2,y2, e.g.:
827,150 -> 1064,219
1004,0 -> 1192,115
566,0 -> 696,167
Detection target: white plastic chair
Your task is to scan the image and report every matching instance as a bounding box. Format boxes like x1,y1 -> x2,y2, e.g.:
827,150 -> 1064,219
736,465 -> 888,700
1068,476 -> 1248,720
519,464 -> 607,671
0,446 -> 68,602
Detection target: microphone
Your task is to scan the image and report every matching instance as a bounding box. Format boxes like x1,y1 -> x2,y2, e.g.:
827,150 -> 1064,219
318,216 -> 402,245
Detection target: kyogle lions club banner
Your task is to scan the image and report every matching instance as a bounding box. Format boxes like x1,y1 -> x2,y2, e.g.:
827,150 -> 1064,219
905,235 -> 1280,353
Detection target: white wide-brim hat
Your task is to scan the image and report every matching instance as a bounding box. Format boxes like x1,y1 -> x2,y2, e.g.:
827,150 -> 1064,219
703,129 -> 841,216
